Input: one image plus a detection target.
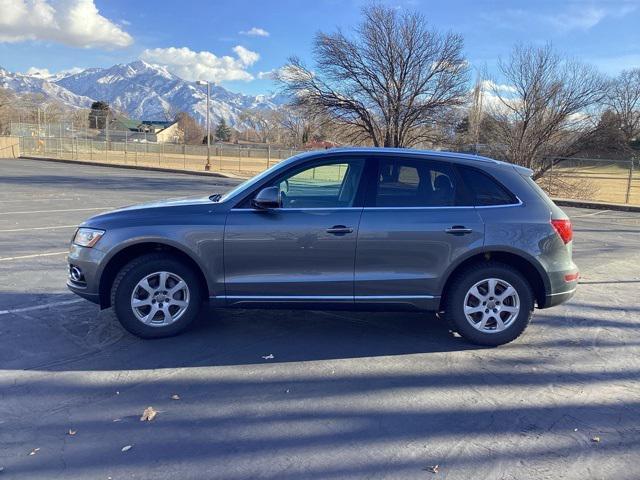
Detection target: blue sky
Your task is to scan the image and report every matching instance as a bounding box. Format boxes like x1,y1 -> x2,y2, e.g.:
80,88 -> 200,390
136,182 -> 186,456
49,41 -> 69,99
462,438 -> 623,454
0,0 -> 639,95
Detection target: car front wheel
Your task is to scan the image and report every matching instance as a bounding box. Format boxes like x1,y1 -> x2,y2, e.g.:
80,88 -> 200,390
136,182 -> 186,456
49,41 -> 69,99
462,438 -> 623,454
111,253 -> 203,338
443,262 -> 534,346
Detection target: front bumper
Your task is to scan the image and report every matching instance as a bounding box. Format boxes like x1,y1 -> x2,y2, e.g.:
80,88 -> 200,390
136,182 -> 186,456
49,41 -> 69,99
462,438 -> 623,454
66,244 -> 106,305
67,280 -> 100,303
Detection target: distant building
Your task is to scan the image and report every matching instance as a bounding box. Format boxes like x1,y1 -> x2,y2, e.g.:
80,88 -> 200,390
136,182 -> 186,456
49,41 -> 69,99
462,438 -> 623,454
303,140 -> 340,150
106,116 -> 183,143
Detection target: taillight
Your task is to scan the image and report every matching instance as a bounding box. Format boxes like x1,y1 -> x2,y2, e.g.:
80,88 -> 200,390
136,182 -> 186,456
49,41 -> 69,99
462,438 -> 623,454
551,219 -> 573,244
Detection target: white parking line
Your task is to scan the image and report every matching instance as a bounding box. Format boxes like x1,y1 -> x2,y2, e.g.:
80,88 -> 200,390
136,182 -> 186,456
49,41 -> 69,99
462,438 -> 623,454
0,251 -> 68,262
0,207 -> 113,215
0,299 -> 85,316
0,198 -> 78,204
0,225 -> 77,233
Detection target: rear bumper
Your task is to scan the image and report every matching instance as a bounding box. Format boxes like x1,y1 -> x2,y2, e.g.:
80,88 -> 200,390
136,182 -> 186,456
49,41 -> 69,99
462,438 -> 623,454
539,265 -> 579,308
543,286 -> 577,308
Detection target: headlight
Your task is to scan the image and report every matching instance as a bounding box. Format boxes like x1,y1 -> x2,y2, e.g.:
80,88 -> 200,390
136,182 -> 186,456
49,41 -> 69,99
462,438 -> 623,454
73,228 -> 105,248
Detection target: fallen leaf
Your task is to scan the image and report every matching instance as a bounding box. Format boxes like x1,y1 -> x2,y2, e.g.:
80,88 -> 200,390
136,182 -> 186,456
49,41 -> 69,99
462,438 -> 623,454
262,354 -> 274,360
140,406 -> 158,422
591,436 -> 601,443
424,465 -> 439,474
28,448 -> 40,456
67,429 -> 77,436
171,394 -> 180,400
121,445 -> 132,452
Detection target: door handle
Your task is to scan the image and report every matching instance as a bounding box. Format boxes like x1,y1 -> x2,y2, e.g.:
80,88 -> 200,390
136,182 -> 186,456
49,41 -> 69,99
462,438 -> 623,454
326,225 -> 353,235
445,226 -> 473,235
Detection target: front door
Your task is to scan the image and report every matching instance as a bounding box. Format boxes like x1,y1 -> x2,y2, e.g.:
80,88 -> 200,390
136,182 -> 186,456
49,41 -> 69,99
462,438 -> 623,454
224,158 -> 366,303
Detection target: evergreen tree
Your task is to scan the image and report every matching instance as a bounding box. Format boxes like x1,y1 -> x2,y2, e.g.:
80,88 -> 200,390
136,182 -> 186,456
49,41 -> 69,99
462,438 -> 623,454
214,118 -> 232,142
89,101 -> 110,129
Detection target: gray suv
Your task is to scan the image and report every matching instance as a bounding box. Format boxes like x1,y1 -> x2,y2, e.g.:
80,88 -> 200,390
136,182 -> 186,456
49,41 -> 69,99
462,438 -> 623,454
67,148 -> 578,346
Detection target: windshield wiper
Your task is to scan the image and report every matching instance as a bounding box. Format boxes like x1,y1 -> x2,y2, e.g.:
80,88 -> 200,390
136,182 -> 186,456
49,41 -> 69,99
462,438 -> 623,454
209,193 -> 222,202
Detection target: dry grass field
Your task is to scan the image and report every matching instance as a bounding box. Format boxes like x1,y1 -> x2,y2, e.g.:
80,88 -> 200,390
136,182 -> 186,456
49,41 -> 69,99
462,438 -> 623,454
547,162 -> 639,205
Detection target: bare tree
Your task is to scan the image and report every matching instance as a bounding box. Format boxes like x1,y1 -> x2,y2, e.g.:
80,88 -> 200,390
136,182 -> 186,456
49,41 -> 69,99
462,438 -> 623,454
238,109 -> 279,143
175,111 -> 203,144
605,68 -> 640,145
483,44 -> 608,178
0,88 -> 19,134
273,106 -> 313,146
276,4 -> 469,147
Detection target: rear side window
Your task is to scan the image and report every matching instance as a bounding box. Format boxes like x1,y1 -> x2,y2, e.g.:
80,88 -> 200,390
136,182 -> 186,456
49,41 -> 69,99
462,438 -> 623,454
373,158 -> 461,207
458,166 -> 518,206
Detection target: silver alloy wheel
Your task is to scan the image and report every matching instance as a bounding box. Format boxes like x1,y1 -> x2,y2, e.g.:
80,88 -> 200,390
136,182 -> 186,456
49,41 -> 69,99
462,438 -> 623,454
463,278 -> 520,333
130,271 -> 190,327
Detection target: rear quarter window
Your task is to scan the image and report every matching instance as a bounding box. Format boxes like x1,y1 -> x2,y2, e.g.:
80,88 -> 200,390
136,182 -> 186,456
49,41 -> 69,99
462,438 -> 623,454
458,166 -> 518,206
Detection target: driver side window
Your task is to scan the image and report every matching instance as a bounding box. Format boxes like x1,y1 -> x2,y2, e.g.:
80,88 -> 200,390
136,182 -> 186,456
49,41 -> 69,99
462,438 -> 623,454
275,159 -> 365,209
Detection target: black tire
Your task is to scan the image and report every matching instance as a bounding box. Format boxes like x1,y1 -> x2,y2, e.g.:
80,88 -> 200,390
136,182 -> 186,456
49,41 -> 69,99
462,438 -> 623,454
443,262 -> 534,346
110,253 -> 203,339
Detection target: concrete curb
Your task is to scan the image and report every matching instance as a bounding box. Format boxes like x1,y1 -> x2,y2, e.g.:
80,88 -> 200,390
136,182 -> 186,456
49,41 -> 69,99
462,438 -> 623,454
17,155 -> 245,180
552,197 -> 640,213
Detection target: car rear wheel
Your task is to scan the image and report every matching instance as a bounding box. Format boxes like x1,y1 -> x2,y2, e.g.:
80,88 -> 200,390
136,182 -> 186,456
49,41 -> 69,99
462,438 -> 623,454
443,262 -> 534,346
111,253 -> 203,338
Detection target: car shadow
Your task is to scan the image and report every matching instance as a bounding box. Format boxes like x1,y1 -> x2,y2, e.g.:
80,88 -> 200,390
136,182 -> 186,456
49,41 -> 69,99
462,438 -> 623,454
0,292 -> 483,372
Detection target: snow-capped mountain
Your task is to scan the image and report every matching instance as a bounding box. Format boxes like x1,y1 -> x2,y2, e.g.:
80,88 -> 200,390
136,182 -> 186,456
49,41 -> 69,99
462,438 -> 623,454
0,66 -> 94,109
0,61 -> 285,126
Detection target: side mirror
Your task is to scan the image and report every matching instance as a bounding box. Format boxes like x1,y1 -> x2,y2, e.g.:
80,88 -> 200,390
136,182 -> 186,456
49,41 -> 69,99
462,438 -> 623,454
252,186 -> 281,209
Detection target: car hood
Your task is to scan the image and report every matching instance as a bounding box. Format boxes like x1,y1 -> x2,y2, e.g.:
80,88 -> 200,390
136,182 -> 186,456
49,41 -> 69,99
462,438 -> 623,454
110,195 -> 214,212
81,196 -> 222,228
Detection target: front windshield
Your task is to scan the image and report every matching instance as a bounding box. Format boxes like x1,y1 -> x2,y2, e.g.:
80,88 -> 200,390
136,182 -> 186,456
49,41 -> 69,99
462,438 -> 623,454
217,153 -> 308,203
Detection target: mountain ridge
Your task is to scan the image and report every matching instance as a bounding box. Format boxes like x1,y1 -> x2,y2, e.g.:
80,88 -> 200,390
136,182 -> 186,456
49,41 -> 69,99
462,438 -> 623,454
0,61 -> 284,126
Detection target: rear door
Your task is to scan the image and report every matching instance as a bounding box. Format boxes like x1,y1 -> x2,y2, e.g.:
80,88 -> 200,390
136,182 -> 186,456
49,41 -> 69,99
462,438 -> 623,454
354,156 -> 484,307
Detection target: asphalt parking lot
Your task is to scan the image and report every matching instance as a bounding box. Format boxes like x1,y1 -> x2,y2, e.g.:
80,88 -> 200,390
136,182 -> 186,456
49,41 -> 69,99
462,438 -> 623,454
1,158 -> 639,480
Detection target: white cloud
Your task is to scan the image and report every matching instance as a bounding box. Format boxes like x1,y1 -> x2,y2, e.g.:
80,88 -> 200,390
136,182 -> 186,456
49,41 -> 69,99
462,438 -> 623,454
140,46 -> 260,84
257,66 -> 304,81
239,27 -> 270,37
487,4 -> 636,33
546,6 -> 614,31
25,67 -> 53,78
257,69 -> 276,80
25,66 -> 83,79
481,80 -> 517,94
233,45 -> 259,66
0,0 -> 133,48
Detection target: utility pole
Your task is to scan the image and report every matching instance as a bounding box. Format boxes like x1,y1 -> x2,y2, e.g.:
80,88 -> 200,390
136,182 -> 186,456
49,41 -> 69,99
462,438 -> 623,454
196,80 -> 211,171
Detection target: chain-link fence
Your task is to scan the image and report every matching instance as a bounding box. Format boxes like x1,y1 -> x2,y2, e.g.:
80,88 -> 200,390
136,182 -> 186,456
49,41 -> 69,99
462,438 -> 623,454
4,122 -> 640,205
10,122 -> 306,177
541,157 -> 639,205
